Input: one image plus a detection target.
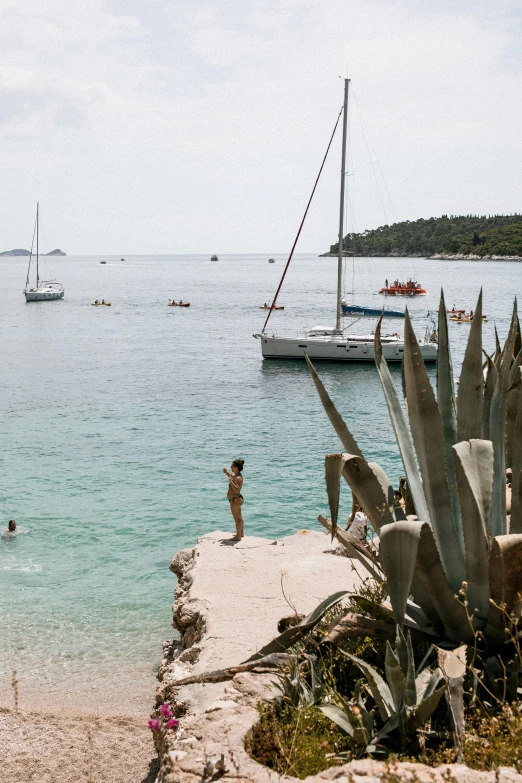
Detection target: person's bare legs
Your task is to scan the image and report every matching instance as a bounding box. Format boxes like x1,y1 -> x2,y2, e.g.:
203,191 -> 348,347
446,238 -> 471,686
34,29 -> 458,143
230,499 -> 244,539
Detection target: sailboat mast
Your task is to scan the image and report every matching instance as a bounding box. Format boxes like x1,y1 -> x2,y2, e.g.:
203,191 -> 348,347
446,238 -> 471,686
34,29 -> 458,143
336,78 -> 350,330
36,202 -> 39,288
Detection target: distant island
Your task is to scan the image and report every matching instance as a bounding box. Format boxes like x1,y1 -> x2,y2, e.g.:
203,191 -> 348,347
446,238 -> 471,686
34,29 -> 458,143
0,248 -> 66,257
324,214 -> 522,259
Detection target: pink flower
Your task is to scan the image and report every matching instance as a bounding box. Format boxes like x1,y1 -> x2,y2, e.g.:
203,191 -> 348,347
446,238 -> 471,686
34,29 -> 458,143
164,718 -> 179,730
148,719 -> 160,732
160,703 -> 173,718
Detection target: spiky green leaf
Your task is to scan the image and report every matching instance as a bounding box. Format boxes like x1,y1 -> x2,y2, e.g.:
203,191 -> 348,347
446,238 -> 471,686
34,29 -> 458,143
452,440 -> 493,621
456,290 -> 483,441
402,310 -> 465,590
374,317 -> 430,524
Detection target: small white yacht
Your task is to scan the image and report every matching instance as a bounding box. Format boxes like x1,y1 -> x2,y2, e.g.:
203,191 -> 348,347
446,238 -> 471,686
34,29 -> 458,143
24,204 -> 64,302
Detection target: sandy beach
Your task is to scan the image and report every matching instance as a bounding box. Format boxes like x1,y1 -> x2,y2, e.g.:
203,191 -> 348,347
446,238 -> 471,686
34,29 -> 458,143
0,674 -> 159,782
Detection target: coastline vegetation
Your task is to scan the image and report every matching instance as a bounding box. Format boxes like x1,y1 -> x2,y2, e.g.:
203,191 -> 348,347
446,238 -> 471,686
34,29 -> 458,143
328,214 -> 522,257
247,291 -> 522,775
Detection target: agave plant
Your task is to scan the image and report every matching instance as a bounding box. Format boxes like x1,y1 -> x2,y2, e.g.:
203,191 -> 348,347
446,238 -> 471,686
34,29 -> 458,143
320,626 -> 446,756
271,657 -> 327,709
307,290 -> 522,649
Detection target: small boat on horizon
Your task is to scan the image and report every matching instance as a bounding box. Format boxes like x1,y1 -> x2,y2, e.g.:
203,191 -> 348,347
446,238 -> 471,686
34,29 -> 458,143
168,300 -> 191,307
210,255 -> 219,262
260,303 -> 284,310
268,258 -> 275,263
24,204 -> 65,302
100,260 -> 107,264
92,300 -> 111,306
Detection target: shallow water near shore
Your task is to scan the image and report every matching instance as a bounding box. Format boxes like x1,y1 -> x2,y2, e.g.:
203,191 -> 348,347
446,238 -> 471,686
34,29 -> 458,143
0,253 -> 520,712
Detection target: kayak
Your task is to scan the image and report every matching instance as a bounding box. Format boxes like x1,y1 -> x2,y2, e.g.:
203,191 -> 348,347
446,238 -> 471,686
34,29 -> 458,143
450,315 -> 487,322
169,302 -> 191,307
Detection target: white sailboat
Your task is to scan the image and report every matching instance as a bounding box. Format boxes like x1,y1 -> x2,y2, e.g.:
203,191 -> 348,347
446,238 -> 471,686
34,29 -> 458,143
255,80 -> 437,363
24,204 -> 64,302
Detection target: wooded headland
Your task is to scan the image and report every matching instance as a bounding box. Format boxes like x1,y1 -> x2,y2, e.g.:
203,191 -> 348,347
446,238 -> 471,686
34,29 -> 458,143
326,214 -> 522,258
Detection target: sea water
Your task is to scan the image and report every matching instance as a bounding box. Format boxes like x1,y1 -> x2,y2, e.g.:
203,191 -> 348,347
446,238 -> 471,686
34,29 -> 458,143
0,254 -> 519,709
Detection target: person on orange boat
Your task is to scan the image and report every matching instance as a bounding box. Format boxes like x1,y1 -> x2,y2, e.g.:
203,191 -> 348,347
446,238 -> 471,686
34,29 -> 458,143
385,279 -> 388,288
470,309 -> 474,319
101,299 -> 105,304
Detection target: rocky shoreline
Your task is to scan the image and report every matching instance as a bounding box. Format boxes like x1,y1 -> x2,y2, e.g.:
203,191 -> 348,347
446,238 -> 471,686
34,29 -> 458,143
152,530 -> 522,783
319,252 -> 522,260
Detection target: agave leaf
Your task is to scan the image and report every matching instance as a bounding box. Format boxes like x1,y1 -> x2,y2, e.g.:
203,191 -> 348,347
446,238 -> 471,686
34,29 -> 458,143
306,356 -> 362,456
494,325 -> 502,368
515,301 -> 521,358
319,704 -> 355,737
340,650 -> 394,721
385,640 -> 408,711
505,371 -> 522,470
508,345 -> 522,390
340,455 -> 395,534
243,590 -> 349,662
374,318 -> 430,525
456,290 -> 483,441
317,515 -> 384,582
325,453 -> 347,537
490,303 -> 518,537
482,353 -> 498,440
487,534 -> 522,632
452,440 -> 493,621
416,667 -> 444,702
405,629 -> 417,706
414,523 -> 475,644
411,684 -> 446,729
402,310 -> 465,589
368,461 -> 395,512
437,290 -> 461,540
379,520 -> 422,626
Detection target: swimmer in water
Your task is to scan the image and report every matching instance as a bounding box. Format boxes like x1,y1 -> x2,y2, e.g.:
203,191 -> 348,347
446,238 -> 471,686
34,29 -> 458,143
2,520 -> 17,537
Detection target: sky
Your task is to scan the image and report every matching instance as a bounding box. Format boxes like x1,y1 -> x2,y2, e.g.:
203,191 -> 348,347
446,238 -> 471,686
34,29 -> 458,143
1,0 -> 521,254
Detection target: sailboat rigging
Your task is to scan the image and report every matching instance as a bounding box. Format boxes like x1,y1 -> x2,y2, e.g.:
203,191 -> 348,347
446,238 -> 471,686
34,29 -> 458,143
255,79 -> 437,363
24,203 -> 65,302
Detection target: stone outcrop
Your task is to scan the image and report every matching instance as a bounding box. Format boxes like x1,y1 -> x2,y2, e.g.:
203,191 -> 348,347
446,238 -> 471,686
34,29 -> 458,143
153,530 -> 522,783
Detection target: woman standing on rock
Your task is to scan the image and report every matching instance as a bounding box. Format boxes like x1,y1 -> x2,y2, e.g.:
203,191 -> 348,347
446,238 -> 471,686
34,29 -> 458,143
223,459 -> 245,540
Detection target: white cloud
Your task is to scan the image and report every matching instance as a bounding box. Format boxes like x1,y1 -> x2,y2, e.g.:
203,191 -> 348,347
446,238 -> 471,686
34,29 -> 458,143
0,0 -> 520,252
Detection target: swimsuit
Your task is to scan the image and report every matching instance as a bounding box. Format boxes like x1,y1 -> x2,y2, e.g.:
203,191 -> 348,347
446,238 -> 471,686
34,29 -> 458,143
229,494 -> 244,503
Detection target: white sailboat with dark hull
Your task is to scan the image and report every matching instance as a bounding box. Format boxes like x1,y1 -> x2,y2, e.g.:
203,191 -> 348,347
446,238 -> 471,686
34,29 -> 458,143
24,204 -> 64,302
255,80 -> 437,364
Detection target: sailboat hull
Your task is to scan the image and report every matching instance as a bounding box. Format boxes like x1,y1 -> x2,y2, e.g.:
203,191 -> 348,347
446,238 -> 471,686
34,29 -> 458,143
258,334 -> 437,363
24,289 -> 64,302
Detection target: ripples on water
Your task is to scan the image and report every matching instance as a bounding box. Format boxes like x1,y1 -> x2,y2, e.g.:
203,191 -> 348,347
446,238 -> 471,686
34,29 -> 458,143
0,253 -> 519,700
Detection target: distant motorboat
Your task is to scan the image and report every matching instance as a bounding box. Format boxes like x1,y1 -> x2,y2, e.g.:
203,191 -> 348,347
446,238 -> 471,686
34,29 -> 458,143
92,300 -> 112,306
260,303 -> 284,310
210,254 -> 219,262
168,300 -> 191,307
268,258 -> 275,263
379,280 -> 427,296
24,204 -> 65,302
100,260 -> 107,264
121,258 -> 124,261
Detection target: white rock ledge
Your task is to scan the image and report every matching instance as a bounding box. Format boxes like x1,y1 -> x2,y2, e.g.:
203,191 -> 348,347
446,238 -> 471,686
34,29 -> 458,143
153,530 -> 522,783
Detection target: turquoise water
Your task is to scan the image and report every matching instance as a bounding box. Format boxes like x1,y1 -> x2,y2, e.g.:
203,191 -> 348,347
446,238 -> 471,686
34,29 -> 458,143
0,253 -> 519,705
